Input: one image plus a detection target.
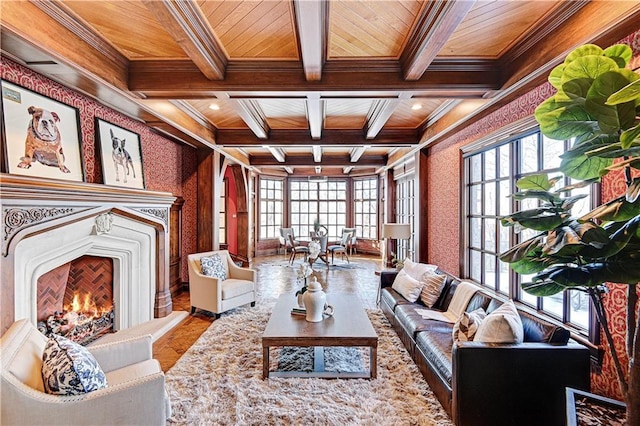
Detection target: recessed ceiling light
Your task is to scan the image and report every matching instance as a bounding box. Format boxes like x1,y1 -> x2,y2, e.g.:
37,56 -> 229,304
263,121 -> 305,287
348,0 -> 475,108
411,103 -> 422,111
209,103 -> 220,111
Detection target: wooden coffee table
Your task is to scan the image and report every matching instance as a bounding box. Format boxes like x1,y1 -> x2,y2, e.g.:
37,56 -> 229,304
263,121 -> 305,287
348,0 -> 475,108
262,293 -> 378,379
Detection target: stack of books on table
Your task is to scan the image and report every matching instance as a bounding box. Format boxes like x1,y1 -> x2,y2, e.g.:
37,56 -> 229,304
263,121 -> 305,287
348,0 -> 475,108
291,307 -> 306,316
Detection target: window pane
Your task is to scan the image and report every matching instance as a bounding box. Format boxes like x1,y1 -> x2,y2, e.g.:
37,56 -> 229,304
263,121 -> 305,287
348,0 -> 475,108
521,134 -> 538,173
465,130 -> 595,337
569,290 -> 589,328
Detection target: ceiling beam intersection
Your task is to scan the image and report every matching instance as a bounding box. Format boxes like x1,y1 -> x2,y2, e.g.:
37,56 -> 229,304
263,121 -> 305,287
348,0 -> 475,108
143,0 -> 227,80
401,0 -> 476,81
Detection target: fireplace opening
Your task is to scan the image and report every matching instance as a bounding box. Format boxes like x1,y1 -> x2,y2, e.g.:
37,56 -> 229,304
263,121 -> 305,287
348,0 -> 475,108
37,255 -> 115,345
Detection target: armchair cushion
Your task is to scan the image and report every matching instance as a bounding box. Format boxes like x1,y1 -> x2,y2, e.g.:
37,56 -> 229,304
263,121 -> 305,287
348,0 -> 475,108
222,278 -> 255,299
42,335 -> 108,395
201,253 -> 227,280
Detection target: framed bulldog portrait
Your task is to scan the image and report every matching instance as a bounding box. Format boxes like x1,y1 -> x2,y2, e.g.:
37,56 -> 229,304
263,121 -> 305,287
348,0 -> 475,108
95,118 -> 146,189
1,80 -> 85,182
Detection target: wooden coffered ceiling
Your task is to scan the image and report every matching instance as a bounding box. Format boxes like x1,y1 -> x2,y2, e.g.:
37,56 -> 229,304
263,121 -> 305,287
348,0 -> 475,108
1,1 -> 639,176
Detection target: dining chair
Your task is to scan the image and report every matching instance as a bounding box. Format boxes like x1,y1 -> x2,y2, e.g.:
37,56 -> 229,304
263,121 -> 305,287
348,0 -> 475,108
288,233 -> 309,265
327,231 -> 352,265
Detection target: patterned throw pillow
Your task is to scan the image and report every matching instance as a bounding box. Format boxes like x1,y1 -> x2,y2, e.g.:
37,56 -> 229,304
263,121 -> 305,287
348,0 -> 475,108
41,335 -> 108,395
200,254 -> 227,280
452,308 -> 487,342
419,271 -> 447,308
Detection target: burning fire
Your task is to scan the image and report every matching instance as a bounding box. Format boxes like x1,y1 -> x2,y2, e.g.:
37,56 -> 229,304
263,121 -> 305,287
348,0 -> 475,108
67,292 -> 109,317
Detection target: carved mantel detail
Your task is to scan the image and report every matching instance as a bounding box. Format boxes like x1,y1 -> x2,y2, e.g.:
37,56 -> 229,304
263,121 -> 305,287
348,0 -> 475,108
137,207 -> 169,226
2,207 -> 85,256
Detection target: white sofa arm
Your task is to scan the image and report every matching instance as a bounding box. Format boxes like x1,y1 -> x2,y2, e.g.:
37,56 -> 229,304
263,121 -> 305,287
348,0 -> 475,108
88,334 -> 152,372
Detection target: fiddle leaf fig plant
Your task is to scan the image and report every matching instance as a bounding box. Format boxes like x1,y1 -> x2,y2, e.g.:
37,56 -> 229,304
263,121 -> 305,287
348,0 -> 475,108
499,43 -> 640,423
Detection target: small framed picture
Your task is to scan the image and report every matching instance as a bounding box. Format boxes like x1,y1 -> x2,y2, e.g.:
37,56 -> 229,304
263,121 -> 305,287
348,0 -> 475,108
1,80 -> 85,182
95,118 -> 145,189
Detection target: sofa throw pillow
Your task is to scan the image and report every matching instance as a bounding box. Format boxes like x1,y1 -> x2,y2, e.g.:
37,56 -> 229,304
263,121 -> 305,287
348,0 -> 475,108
200,254 -> 227,280
403,259 -> 437,282
452,308 -> 487,342
391,269 -> 424,303
419,271 -> 447,308
474,300 -> 524,344
42,334 -> 108,395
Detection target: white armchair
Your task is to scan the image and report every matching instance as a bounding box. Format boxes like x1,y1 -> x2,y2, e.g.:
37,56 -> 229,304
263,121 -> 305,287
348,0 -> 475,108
187,250 -> 256,318
0,319 -> 170,426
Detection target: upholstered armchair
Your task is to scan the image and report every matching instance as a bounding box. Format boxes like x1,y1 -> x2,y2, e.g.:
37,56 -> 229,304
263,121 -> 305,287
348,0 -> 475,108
187,250 -> 256,318
0,319 -> 170,426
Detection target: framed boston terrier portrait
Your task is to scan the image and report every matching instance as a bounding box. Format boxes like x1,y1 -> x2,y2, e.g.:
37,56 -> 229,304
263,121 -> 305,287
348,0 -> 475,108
1,80 -> 85,182
95,118 -> 145,189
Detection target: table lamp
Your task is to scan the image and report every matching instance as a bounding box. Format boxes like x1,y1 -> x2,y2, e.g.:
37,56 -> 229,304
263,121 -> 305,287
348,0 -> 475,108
382,223 -> 411,267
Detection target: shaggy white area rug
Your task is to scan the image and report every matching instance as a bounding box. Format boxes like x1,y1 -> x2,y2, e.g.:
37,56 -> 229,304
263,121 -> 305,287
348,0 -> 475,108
165,304 -> 453,425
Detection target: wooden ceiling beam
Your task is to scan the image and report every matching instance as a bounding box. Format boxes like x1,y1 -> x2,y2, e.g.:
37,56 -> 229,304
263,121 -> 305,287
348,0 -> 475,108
142,0 -> 227,80
365,93 -> 412,139
216,129 -> 419,146
250,154 -> 387,167
2,1 -> 128,91
214,93 -> 269,139
306,93 -> 324,139
293,0 -> 327,81
401,0 -> 476,81
128,60 -> 498,96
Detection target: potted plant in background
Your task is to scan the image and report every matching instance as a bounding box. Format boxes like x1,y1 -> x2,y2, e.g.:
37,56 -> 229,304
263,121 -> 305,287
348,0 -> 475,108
499,43 -> 640,423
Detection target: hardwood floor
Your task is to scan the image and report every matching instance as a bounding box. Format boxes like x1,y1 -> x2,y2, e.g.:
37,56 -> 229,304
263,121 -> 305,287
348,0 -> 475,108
153,253 -> 383,371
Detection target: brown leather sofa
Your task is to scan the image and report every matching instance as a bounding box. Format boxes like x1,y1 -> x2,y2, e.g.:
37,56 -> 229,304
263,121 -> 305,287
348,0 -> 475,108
380,269 -> 591,426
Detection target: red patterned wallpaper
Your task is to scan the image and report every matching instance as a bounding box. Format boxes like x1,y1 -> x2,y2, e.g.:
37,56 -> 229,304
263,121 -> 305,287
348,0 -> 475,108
1,58 -> 198,283
427,29 -> 640,400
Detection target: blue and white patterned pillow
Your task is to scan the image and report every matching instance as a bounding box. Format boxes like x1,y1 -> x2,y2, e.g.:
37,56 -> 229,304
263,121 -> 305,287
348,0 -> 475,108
41,334 -> 108,395
200,254 -> 227,280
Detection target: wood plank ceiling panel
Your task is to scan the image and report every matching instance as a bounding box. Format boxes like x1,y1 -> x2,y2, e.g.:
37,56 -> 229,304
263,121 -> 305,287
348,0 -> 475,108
187,99 -> 248,129
199,0 -> 298,60
328,0 -> 423,58
439,0 -> 559,58
385,99 -> 443,128
63,0 -> 187,59
324,99 -> 371,129
258,99 -> 308,129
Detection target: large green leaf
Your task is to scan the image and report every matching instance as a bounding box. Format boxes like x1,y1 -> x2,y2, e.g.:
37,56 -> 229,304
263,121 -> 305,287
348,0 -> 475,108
620,124 -> 640,150
516,174 -> 553,191
548,63 -> 566,90
565,44 -> 604,64
522,280 -> 566,297
560,151 -> 612,180
603,44 -> 632,67
535,98 -> 597,140
548,266 -> 601,288
562,55 -> 619,83
502,209 -> 565,231
606,78 -> 640,105
586,71 -> 636,133
583,261 -> 640,285
580,195 -> 640,222
580,215 -> 640,258
499,236 -> 543,263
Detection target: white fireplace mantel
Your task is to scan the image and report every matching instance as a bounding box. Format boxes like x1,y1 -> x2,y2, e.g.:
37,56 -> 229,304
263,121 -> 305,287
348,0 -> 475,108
0,174 -> 176,334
